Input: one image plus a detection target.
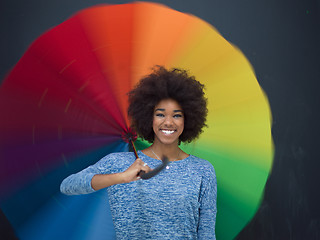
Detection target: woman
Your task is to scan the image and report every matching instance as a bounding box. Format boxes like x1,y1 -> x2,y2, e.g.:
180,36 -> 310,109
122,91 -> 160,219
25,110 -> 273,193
60,66 -> 217,239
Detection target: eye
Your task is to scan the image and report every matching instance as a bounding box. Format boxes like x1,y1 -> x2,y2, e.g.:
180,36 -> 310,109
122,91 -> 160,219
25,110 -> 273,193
173,114 -> 183,118
155,113 -> 165,117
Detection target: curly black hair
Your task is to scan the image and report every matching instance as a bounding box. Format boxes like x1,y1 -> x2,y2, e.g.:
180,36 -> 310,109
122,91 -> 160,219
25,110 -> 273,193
127,66 -> 208,143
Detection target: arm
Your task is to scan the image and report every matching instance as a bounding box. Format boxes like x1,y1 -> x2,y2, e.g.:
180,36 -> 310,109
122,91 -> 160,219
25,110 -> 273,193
197,166 -> 217,240
91,158 -> 150,190
60,156 -> 150,195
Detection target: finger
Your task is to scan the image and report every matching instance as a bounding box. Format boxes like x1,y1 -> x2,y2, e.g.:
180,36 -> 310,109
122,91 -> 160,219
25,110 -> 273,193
141,165 -> 152,173
135,158 -> 142,163
130,158 -> 142,168
135,158 -> 145,166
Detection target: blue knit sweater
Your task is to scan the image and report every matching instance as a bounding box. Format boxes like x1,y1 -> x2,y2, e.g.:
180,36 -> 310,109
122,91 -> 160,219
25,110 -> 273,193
60,151 -> 217,239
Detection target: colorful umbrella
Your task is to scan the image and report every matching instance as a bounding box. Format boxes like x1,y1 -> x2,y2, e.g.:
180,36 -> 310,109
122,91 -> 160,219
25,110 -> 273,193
0,2 -> 274,239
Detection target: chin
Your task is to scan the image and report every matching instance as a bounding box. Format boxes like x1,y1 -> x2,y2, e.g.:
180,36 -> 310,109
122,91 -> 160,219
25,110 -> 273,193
155,137 -> 179,146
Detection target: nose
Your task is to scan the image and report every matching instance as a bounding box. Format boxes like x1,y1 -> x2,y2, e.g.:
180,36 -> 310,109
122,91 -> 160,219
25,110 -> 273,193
163,116 -> 174,126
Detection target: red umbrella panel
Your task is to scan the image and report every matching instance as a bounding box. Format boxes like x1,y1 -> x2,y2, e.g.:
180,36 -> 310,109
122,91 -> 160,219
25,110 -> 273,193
0,2 -> 274,240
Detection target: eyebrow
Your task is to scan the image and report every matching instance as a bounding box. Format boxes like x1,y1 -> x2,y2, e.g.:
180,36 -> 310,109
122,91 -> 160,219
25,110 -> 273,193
155,108 -> 183,113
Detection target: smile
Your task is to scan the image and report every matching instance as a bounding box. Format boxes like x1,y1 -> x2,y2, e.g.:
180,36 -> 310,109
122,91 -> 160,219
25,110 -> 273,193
161,130 -> 175,135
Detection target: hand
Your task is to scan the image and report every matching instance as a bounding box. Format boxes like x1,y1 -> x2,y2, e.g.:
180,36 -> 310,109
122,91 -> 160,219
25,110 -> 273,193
121,158 -> 151,183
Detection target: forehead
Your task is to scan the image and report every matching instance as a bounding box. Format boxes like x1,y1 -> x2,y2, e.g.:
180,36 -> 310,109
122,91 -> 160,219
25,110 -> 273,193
154,99 -> 182,111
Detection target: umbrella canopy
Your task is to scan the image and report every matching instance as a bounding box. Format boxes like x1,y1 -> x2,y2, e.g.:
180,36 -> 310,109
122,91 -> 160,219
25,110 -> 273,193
0,2 -> 273,239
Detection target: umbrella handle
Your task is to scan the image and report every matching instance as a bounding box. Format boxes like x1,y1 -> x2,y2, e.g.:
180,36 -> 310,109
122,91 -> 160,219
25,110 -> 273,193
129,139 -> 169,180
139,156 -> 169,180
129,139 -> 146,176
138,170 -> 146,176
130,139 -> 139,159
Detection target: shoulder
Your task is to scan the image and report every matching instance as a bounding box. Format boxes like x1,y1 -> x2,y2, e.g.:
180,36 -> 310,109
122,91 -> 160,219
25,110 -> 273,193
188,156 -> 217,198
94,152 -> 136,173
187,155 -> 216,179
96,152 -> 135,167
103,152 -> 134,159
188,155 -> 215,171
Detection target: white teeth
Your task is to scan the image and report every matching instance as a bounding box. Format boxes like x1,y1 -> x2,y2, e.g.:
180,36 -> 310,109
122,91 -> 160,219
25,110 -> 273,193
161,130 -> 175,135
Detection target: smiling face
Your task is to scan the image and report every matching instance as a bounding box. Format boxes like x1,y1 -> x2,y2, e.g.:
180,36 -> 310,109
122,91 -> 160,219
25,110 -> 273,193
152,98 -> 184,146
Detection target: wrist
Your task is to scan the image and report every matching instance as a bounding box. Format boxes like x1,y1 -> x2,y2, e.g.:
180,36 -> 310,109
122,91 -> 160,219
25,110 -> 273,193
117,172 -> 127,184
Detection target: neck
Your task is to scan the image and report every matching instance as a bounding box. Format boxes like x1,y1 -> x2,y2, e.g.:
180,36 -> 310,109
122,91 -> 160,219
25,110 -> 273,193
150,141 -> 181,161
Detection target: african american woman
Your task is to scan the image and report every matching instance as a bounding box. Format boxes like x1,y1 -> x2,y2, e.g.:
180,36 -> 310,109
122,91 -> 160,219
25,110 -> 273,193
60,66 -> 217,239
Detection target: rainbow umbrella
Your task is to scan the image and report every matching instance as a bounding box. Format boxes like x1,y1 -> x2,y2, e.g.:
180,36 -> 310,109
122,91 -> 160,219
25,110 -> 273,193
0,2 -> 273,239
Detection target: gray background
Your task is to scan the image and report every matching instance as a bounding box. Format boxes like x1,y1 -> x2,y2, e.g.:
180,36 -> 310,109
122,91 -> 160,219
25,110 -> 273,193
1,0 -> 319,239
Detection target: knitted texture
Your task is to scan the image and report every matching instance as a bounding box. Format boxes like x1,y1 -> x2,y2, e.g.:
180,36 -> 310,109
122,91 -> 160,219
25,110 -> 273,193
61,151 -> 217,239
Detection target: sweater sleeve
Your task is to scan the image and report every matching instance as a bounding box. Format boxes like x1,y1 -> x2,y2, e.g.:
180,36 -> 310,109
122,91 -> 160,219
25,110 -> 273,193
60,155 -> 111,195
197,165 -> 217,240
